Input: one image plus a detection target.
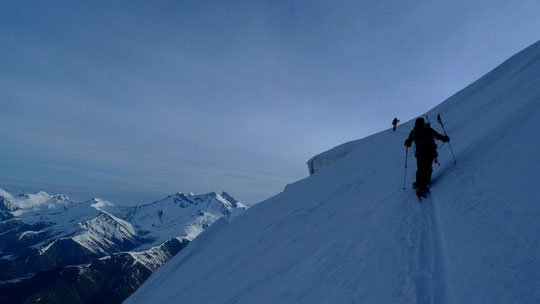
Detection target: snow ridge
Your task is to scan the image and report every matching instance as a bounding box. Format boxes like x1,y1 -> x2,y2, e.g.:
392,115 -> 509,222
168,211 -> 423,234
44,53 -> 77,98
126,40 -> 540,304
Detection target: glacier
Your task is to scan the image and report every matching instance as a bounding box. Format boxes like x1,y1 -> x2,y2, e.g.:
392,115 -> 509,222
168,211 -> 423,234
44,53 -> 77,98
126,40 -> 540,304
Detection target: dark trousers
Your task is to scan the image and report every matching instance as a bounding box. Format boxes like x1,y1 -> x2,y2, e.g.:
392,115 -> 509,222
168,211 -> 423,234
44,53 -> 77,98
415,153 -> 433,189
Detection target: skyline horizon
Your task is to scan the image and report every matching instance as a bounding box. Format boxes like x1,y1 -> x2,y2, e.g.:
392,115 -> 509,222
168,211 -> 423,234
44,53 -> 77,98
2,1 -> 540,205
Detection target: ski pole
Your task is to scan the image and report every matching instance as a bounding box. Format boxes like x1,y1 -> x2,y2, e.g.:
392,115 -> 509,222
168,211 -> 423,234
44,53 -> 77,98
403,147 -> 408,189
437,114 -> 457,164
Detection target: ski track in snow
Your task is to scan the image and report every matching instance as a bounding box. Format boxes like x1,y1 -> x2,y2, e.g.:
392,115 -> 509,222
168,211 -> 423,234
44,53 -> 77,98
414,194 -> 451,304
401,186 -> 452,304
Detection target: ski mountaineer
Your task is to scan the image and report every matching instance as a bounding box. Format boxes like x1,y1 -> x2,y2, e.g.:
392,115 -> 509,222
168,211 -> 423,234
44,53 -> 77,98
392,117 -> 400,131
404,117 -> 450,197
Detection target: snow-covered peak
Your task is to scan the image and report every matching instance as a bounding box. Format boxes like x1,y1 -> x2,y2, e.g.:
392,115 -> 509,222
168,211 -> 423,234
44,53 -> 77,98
89,198 -> 115,210
0,189 -> 71,215
1,188 -> 247,303
150,191 -> 245,211
0,187 -> 245,254
219,191 -> 246,208
0,188 -> 14,200
1,187 -> 247,285
115,190 -> 247,248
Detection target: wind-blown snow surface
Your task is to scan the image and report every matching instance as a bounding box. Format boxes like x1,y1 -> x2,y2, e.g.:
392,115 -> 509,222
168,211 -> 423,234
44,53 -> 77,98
126,41 -> 540,304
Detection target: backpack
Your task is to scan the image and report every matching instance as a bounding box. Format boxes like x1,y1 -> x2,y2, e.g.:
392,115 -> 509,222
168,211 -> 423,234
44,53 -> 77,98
413,125 -> 438,163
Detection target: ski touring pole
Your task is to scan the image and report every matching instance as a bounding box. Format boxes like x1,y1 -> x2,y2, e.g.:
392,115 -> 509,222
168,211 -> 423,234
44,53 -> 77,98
403,147 -> 408,189
437,114 -> 457,164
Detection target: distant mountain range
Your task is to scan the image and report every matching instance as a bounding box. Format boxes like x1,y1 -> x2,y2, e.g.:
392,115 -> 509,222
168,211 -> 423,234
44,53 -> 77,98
0,189 -> 247,303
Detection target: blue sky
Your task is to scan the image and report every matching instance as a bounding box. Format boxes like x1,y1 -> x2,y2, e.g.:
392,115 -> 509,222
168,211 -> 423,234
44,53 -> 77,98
1,1 -> 539,205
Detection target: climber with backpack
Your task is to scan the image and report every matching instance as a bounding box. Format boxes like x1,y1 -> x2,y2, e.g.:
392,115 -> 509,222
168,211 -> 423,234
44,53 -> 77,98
392,117 -> 400,131
404,117 -> 450,198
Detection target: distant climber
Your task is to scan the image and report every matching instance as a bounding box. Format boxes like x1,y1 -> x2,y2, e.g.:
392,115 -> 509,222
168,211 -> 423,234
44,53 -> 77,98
392,117 -> 400,131
404,117 -> 450,197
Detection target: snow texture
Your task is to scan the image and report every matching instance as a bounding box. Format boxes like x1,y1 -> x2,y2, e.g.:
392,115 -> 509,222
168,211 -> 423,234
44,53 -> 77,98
126,41 -> 540,304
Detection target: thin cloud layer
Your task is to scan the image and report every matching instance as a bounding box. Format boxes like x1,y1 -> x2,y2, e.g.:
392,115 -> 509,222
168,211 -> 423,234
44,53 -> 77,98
1,1 -> 539,204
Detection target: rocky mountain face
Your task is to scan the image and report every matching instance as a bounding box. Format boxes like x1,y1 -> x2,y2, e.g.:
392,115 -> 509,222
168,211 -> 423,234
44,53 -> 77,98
0,189 -> 246,304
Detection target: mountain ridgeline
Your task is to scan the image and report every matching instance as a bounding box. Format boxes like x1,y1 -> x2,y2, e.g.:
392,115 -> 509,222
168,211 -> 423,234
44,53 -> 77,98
0,189 -> 247,303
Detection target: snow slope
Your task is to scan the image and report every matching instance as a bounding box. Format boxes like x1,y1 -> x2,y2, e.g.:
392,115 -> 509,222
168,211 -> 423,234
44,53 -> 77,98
126,41 -> 540,304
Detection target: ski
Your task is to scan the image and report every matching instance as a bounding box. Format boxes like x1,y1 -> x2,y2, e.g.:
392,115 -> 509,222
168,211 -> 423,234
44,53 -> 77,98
414,183 -> 423,202
413,182 -> 429,202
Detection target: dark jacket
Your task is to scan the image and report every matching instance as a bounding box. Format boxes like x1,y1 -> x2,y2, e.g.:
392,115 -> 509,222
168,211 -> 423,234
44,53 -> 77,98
405,124 -> 447,157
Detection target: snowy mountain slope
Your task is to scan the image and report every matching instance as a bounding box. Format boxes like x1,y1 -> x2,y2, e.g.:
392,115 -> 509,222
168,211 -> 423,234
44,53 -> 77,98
2,237 -> 190,304
0,190 -> 246,303
0,191 -> 245,266
0,194 -> 141,279
127,41 -> 540,304
116,192 -> 247,251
